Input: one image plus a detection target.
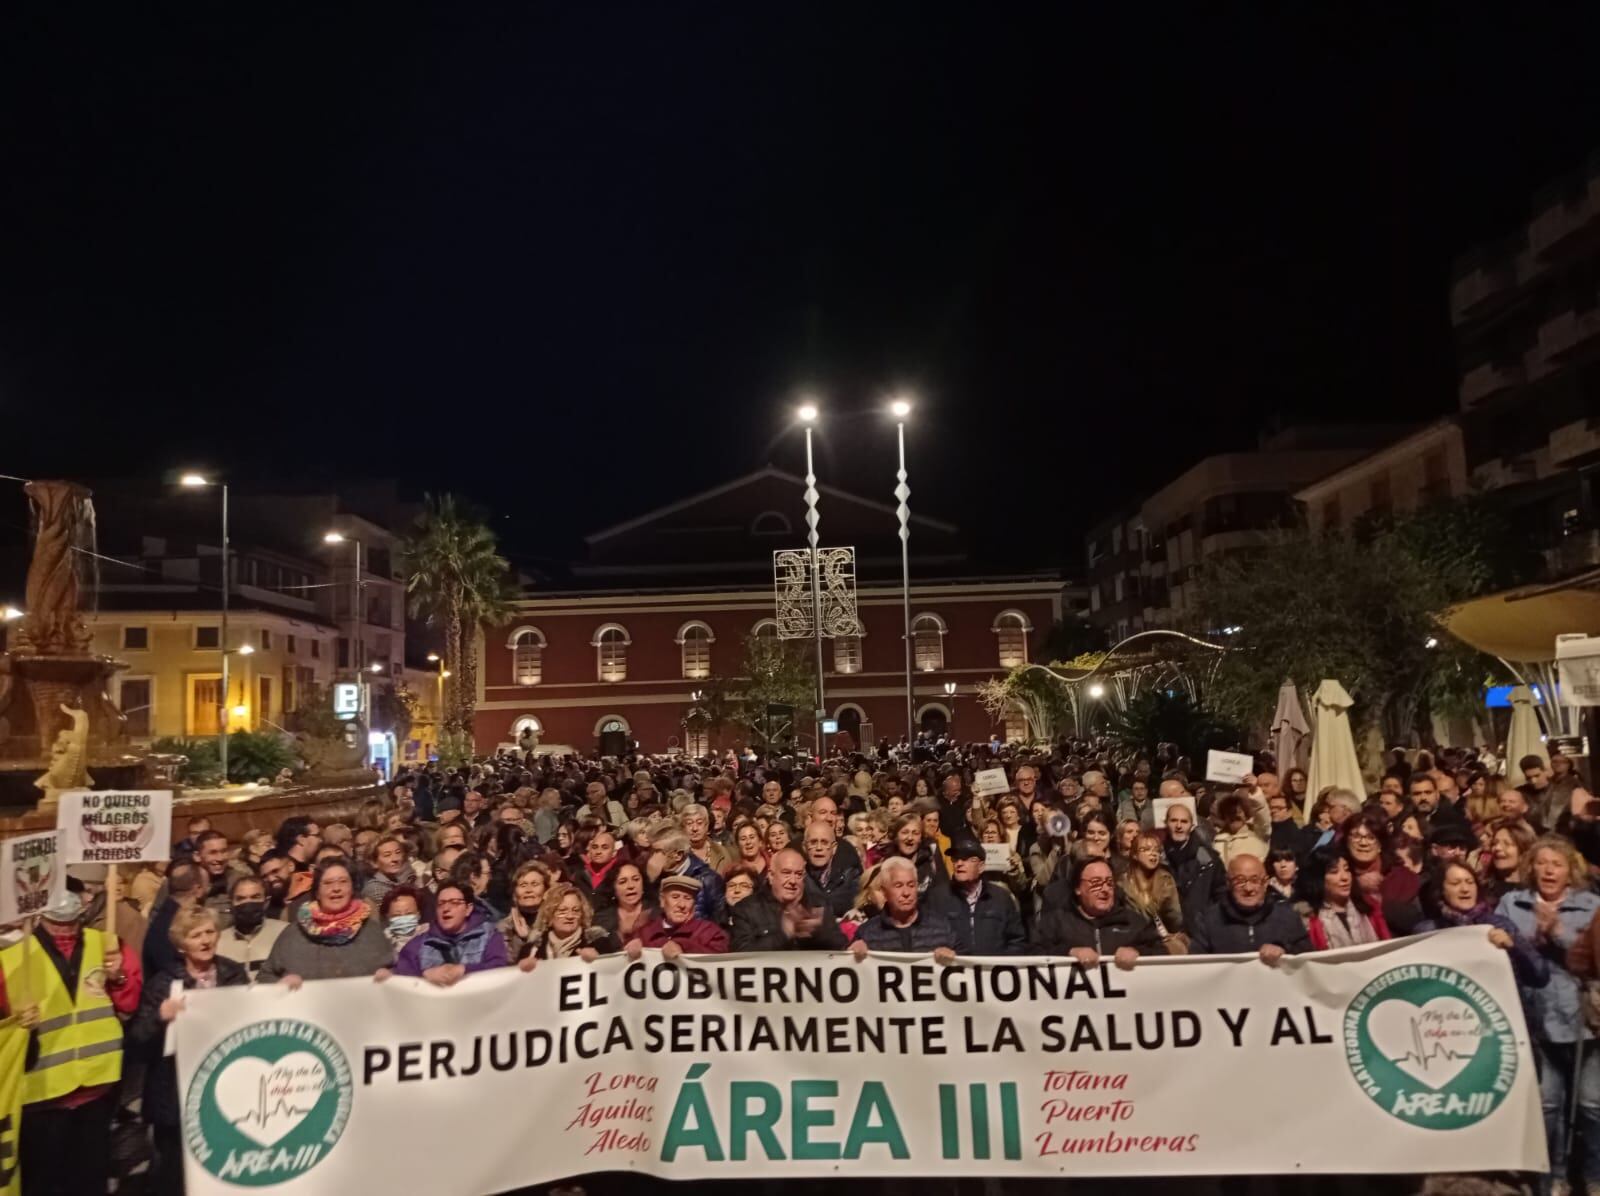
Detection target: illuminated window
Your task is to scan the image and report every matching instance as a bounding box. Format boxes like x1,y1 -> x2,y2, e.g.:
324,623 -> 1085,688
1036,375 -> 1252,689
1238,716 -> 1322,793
751,618 -> 779,639
833,634 -> 862,675
510,627 -> 545,686
594,625 -> 629,683
912,614 -> 945,672
679,622 -> 713,679
993,610 -> 1031,668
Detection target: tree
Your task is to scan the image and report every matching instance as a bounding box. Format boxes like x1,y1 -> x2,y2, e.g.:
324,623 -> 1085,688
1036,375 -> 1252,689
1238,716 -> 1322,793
401,494 -> 515,738
976,665 -> 1075,744
729,635 -> 816,753
1103,689 -> 1240,761
1186,495 -> 1518,749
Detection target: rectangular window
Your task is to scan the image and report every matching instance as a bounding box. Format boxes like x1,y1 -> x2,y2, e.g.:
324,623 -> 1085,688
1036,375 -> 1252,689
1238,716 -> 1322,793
283,666 -> 296,714
337,638 -> 350,669
833,634 -> 862,675
287,635 -> 297,654
598,637 -> 627,683
120,679 -> 152,738
258,676 -> 272,720
996,625 -> 1027,668
195,626 -> 220,650
122,626 -> 148,651
191,677 -> 222,735
311,639 -> 321,659
680,634 -> 709,680
260,629 -> 272,651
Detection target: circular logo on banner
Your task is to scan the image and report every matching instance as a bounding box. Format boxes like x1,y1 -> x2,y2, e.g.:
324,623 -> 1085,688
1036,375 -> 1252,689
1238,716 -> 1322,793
1344,964 -> 1518,1130
184,1019 -> 353,1186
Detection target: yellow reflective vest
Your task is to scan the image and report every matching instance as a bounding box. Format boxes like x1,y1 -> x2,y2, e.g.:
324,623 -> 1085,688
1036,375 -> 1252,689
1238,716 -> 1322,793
0,929 -> 123,1104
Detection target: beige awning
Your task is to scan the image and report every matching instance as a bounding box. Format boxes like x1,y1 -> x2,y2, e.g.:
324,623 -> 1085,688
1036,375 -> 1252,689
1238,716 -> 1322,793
1442,576 -> 1600,663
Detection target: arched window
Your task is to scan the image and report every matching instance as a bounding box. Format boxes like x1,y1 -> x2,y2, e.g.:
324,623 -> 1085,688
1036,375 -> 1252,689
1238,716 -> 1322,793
510,715 -> 543,739
506,626 -> 546,686
594,715 -> 631,735
677,621 -> 714,680
992,610 -> 1032,668
833,633 -> 863,675
592,624 -> 630,683
912,613 -> 945,672
751,618 -> 779,639
750,510 -> 792,536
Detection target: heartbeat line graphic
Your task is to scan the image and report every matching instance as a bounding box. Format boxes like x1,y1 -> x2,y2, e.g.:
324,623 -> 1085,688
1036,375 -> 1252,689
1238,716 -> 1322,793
1389,1017 -> 1476,1073
230,1075 -> 320,1132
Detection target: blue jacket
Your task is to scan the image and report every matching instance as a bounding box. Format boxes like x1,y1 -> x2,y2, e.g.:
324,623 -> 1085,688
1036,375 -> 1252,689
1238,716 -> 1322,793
1415,907 -> 1550,993
394,908 -> 509,977
677,854 -> 726,924
926,880 -> 1027,956
1495,887 -> 1600,1043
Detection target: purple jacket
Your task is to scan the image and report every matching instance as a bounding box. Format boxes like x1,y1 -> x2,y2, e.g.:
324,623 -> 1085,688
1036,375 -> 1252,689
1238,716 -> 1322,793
394,909 -> 509,977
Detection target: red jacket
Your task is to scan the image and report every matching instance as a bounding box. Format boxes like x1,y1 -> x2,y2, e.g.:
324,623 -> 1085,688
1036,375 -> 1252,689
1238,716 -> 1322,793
636,915 -> 728,955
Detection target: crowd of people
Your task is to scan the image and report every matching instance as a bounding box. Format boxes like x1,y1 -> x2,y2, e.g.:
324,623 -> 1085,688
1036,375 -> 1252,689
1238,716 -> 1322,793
3,732 -> 1597,1195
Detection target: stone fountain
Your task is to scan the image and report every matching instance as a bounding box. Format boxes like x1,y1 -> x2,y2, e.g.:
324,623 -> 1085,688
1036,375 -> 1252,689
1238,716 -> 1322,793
0,481 -> 148,811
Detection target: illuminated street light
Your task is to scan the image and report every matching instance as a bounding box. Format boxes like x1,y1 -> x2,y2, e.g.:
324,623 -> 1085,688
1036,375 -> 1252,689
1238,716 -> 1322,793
797,402 -> 818,423
891,398 -> 912,419
179,470 -> 230,781
369,662 -> 383,674
231,704 -> 248,718
237,643 -> 255,656
179,473 -> 209,488
427,652 -> 440,662
323,531 -> 346,544
0,606 -> 22,622
892,398 -> 915,741
1088,683 -> 1106,699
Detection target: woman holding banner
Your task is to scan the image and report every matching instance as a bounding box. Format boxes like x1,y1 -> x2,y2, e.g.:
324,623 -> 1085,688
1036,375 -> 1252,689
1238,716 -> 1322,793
257,860 -> 394,985
1300,850 -> 1389,950
130,905 -> 247,1194
385,881 -> 508,985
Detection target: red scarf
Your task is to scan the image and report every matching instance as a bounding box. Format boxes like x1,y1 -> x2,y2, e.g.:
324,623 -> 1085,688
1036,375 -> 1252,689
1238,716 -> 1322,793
584,855 -> 620,889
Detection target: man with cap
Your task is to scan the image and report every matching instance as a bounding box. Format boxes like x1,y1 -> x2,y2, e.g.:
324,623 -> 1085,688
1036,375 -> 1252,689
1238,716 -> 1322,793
65,863 -> 147,960
927,835 -> 1027,955
624,874 -> 729,958
0,889 -> 142,1195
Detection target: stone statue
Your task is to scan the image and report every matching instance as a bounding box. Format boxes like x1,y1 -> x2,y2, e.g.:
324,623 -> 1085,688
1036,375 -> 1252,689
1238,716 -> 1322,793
14,481 -> 93,657
36,703 -> 92,803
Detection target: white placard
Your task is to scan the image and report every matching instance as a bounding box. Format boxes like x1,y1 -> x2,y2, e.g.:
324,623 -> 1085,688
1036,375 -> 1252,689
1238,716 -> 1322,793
1154,795 -> 1198,827
972,768 -> 1010,798
982,843 -> 1011,872
165,978 -> 184,1057
174,930 -> 1545,1191
1557,634 -> 1600,706
1205,750 -> 1253,785
0,831 -> 64,923
56,789 -> 173,865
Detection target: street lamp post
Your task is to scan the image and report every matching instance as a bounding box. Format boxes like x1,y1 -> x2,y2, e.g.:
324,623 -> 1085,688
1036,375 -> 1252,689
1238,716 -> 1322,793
944,680 -> 957,738
181,473 -> 230,783
892,399 -> 914,744
797,404 -> 826,759
323,532 -> 363,676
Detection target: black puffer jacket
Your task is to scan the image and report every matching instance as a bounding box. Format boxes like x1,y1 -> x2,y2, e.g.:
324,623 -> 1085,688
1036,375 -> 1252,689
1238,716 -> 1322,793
1188,893 -> 1311,956
1165,835 -> 1224,926
130,957 -> 250,1126
1031,894 -> 1168,958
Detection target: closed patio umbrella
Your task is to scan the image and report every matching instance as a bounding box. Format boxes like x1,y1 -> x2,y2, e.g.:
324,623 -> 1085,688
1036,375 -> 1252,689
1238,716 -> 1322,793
1270,680 -> 1310,777
1305,679 -> 1365,818
1504,684 -> 1548,788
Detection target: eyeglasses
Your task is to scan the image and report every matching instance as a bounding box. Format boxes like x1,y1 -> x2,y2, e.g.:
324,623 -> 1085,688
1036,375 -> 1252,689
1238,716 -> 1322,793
1347,830 -> 1378,844
1229,876 -> 1266,889
436,897 -> 469,909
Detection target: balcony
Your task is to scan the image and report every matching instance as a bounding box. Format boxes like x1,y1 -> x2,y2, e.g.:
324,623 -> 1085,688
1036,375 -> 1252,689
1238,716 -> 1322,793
1450,262 -> 1516,323
1529,174 -> 1600,262
1550,420 -> 1600,468
1544,529 -> 1600,578
1537,307 -> 1600,366
1458,360 -> 1526,408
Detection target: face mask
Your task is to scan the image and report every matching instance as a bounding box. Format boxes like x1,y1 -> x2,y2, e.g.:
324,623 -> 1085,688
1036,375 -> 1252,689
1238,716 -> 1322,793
387,914 -> 420,938
231,902 -> 267,932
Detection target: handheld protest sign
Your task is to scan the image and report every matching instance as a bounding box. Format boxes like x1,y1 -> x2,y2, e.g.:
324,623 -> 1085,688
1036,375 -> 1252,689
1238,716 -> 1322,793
1205,749 -> 1253,785
56,790 -> 173,866
972,768 -> 1009,798
0,832 -> 62,925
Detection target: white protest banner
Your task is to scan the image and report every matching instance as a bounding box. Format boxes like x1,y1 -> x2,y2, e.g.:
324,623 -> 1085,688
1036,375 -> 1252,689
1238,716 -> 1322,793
1205,749 -> 1253,785
175,928 -> 1543,1193
0,831 -> 64,923
982,843 -> 1011,872
972,767 -> 1010,798
56,789 -> 173,865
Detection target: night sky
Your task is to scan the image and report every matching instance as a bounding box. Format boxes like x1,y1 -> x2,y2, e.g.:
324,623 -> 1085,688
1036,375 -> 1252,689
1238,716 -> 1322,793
2,6 -> 1597,572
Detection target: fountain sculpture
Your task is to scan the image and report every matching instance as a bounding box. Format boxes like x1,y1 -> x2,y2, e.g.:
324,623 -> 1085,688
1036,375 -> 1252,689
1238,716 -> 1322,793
0,481 -> 147,810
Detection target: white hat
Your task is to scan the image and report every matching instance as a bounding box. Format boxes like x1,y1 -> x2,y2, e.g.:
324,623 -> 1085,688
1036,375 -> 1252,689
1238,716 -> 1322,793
41,891 -> 84,923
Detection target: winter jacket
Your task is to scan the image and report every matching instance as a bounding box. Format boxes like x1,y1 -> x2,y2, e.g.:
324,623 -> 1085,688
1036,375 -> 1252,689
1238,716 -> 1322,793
521,925 -> 621,962
1189,893 -> 1311,956
1496,887 -> 1600,1043
394,908 -> 509,977
570,855 -> 624,913
857,909 -> 957,953
257,907 -> 395,982
927,880 -> 1027,956
667,855 -> 727,924
1417,906 -> 1549,992
729,889 -> 848,952
1115,796 -> 1156,831
1032,894 -> 1168,958
129,957 -> 248,1126
805,858 -> 863,920
636,916 -> 729,954
1165,835 -> 1224,927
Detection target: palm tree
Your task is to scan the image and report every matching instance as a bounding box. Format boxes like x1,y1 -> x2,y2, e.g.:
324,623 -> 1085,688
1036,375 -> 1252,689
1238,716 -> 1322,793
401,495 -> 514,741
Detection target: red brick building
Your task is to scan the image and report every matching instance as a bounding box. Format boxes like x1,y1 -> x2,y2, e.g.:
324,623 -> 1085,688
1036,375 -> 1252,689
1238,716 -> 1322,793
473,469 -> 1078,754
